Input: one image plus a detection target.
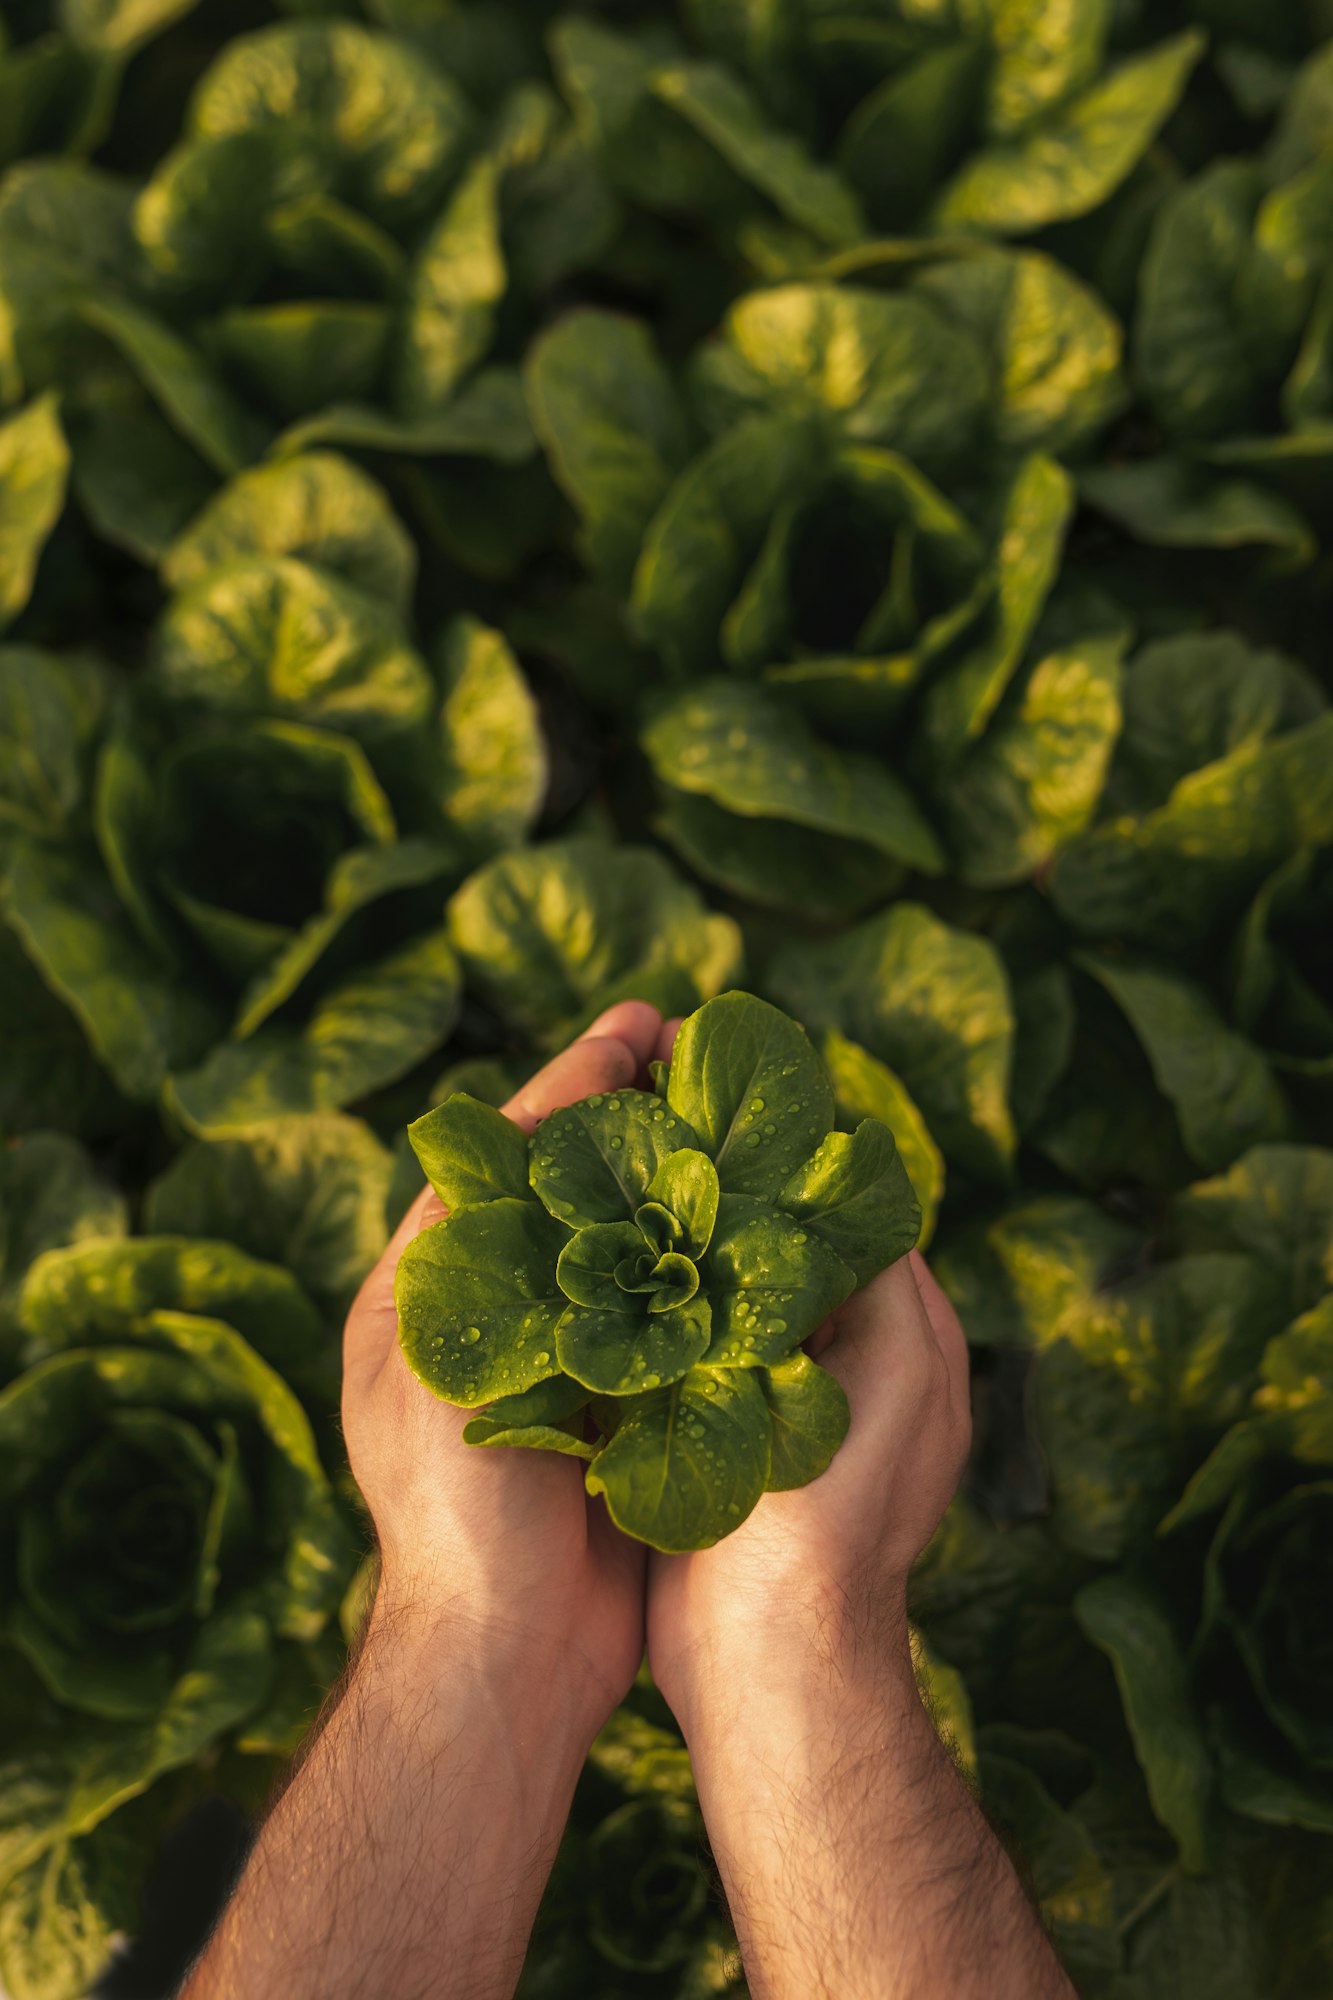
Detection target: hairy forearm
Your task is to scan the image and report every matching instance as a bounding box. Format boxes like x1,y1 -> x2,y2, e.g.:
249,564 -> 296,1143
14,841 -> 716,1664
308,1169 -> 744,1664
683,1636 -> 1075,2000
182,1609 -> 590,2000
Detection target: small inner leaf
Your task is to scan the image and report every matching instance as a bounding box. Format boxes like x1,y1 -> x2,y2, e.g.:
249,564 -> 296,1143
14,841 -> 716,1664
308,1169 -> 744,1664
635,1200 -> 683,1256
645,1251 -> 700,1312
557,1222 -> 647,1313
643,1149 -> 720,1257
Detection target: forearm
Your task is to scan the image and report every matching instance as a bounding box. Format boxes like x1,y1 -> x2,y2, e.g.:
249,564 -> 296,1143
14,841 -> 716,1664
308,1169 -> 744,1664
682,1635 -> 1075,2000
182,1608 -> 590,2000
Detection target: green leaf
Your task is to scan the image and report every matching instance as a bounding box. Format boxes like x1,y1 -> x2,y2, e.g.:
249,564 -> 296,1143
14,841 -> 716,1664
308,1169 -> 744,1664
1075,1573 -> 1214,1872
1078,953 -> 1291,1172
79,296 -> 270,476
0,1134 -> 126,1343
273,365 -> 536,463
433,616 -> 545,858
530,1092 -> 700,1229
692,283 -> 989,472
0,649 -> 106,840
0,925 -> 124,1144
556,1221 -> 649,1311
525,309 -> 689,592
18,1235 -> 323,1377
227,839 -> 448,1040
910,247 -> 1125,458
645,1150 -> 719,1260
461,1374 -> 595,1457
167,926 -> 461,1133
835,44 -> 987,231
585,1365 -> 772,1550
0,396 -> 69,633
647,60 -> 865,247
66,368 -> 216,566
447,838 -> 741,1050
556,1294 -> 711,1395
820,1031 -> 944,1250
59,0 -> 200,55
394,155 -> 504,418
758,1351 -> 849,1491
1105,633 -> 1321,820
162,452 -> 416,613
187,21 -> 474,229
1034,1253 -> 1286,1559
4,839 -> 223,1104
932,32 -> 1204,233
770,905 -> 1016,1184
408,1093 -> 529,1211
553,19 -> 862,246
1135,162 -> 1286,445
396,1198 -> 567,1406
703,1193 -> 855,1363
204,301 -> 389,424
933,1192 -> 1141,1352
630,414 -> 819,680
152,556 -> 434,746
666,991 -> 833,1200
935,634 -> 1125,888
920,453 -> 1074,760
652,787 -> 907,924
1170,1146 -> 1333,1319
981,0 -> 1110,141
644,679 -> 946,890
973,1745 -> 1115,1981
0,1605 -> 270,1893
144,1114 -> 393,1315
584,1795 -> 710,1973
777,1118 -> 920,1287
1081,456 -> 1314,557
1051,713 -> 1333,949
0,1815 -> 141,2000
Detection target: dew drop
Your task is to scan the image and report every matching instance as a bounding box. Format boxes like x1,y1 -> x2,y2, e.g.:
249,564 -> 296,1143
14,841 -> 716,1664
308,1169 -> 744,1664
763,1122 -> 776,1136
702,1380 -> 718,1395
534,1351 -> 551,1367
749,1098 -> 765,1113
460,1326 -> 482,1345
609,1136 -> 623,1150
744,1132 -> 761,1148
607,1097 -> 622,1111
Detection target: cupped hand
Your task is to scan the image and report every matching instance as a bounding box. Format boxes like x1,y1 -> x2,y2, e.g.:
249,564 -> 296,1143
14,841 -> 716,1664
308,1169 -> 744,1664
342,1001 -> 663,1738
643,1017 -> 972,1736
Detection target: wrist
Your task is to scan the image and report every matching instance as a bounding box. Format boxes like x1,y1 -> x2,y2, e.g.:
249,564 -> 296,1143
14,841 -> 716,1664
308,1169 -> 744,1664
659,1577 -> 916,1747
352,1590 -> 600,1800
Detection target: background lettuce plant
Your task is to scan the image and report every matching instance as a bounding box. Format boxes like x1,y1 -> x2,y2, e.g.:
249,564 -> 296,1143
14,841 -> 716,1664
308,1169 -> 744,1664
0,0 -> 1331,1991
397,991 -> 920,1549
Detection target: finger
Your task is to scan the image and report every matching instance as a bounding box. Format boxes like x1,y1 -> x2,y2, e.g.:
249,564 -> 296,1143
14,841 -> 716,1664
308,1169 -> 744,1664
654,1017 -> 683,1065
804,1257 -> 934,1381
909,1250 -> 970,1409
578,1000 -> 663,1071
503,1032 -> 642,1133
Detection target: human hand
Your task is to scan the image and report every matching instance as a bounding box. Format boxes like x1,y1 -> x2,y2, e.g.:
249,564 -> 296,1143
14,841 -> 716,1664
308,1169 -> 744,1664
643,1020 -> 972,1732
342,1000 -> 663,1747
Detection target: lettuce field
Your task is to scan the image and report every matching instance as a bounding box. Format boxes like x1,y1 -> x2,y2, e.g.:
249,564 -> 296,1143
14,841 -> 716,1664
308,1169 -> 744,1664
1,0 -> 1332,1992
